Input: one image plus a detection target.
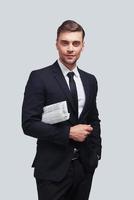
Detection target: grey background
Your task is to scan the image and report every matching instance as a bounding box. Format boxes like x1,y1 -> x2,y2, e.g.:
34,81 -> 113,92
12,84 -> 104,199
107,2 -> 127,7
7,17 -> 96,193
0,0 -> 134,199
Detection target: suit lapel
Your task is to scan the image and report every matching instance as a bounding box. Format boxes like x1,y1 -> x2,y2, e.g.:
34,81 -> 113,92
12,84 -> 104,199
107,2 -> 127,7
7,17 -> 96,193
51,61 -> 91,123
52,61 -> 77,117
78,69 -> 91,121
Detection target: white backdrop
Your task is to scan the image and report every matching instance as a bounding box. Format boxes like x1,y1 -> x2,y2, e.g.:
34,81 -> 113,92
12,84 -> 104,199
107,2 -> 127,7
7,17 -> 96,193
0,0 -> 134,199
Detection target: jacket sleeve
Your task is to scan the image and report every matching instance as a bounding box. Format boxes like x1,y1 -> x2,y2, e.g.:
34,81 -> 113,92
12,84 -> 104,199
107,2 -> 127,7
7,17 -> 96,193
22,71 -> 70,146
87,77 -> 102,159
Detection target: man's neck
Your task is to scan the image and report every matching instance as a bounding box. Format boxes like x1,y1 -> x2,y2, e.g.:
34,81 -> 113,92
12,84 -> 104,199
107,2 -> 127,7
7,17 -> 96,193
59,59 -> 76,71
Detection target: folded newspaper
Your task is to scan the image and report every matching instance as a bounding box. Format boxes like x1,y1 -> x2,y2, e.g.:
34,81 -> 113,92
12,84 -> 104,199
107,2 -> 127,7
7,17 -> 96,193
41,101 -> 70,124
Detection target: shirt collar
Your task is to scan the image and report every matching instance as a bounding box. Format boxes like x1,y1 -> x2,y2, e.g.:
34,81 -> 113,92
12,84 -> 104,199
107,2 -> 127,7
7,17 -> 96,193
57,59 -> 79,78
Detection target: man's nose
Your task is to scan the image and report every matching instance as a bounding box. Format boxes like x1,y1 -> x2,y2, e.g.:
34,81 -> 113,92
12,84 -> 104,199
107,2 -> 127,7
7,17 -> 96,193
67,44 -> 74,52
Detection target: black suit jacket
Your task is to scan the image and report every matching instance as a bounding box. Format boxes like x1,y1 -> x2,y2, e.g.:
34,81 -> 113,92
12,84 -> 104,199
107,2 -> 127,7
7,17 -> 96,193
22,61 -> 101,181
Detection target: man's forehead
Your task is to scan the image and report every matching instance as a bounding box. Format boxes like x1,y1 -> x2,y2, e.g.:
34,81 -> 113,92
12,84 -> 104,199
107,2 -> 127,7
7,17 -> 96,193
58,31 -> 83,41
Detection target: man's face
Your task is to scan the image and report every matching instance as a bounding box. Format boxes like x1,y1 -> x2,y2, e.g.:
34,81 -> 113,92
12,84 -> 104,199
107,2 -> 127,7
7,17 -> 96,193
56,31 -> 84,70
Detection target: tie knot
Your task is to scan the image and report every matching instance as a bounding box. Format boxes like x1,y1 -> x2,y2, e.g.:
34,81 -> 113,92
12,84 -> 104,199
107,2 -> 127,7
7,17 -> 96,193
67,72 -> 75,79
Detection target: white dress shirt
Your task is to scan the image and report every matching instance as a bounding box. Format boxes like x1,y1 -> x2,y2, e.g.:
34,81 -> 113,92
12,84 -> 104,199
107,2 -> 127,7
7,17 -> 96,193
58,59 -> 85,117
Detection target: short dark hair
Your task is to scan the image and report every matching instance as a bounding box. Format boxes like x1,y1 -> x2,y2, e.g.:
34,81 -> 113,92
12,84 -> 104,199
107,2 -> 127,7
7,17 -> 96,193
57,20 -> 85,40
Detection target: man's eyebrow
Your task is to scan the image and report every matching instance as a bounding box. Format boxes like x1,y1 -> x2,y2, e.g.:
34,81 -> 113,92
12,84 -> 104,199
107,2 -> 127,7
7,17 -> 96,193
73,41 -> 81,43
60,40 -> 68,42
60,40 -> 80,42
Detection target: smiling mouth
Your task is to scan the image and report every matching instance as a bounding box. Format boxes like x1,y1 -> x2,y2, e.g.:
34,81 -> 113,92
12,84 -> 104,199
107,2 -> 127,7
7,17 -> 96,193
66,55 -> 75,57
66,56 -> 75,60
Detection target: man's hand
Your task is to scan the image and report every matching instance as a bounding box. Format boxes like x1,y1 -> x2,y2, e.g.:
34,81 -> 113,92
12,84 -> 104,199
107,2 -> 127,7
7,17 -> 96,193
69,124 -> 93,142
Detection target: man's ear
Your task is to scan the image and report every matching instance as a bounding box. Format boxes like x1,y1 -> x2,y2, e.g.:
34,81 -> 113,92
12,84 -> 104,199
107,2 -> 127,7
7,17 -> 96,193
82,41 -> 85,51
56,40 -> 58,50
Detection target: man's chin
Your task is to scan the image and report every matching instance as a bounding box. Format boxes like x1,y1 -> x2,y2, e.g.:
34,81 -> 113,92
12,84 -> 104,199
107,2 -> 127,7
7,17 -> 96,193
65,59 -> 76,66
60,58 -> 77,68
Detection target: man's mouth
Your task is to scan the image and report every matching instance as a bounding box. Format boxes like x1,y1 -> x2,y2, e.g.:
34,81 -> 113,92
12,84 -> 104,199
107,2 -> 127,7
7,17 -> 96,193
66,55 -> 75,57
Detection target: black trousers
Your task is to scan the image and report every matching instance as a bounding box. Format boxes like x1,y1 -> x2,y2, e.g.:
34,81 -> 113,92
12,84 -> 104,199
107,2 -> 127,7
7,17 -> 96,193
36,159 -> 94,200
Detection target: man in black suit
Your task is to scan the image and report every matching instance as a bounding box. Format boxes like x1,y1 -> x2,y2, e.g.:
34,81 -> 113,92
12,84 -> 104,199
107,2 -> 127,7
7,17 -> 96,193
22,20 -> 102,200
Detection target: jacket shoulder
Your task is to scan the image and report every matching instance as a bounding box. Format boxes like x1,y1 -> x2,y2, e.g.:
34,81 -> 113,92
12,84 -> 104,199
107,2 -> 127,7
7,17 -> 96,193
25,63 -> 57,90
27,62 -> 58,82
30,63 -> 55,75
78,68 -> 97,83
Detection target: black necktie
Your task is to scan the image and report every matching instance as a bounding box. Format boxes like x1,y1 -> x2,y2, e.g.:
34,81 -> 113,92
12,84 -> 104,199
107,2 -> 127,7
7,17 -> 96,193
67,72 -> 78,116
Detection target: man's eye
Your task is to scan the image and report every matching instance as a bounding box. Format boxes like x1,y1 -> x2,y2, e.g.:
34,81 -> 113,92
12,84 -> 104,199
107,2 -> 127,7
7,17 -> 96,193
73,41 -> 80,47
61,41 -> 68,46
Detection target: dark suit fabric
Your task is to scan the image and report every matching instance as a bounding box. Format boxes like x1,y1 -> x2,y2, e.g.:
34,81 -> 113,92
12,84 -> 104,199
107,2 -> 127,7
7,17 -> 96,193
22,61 -> 101,183
36,159 -> 94,200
